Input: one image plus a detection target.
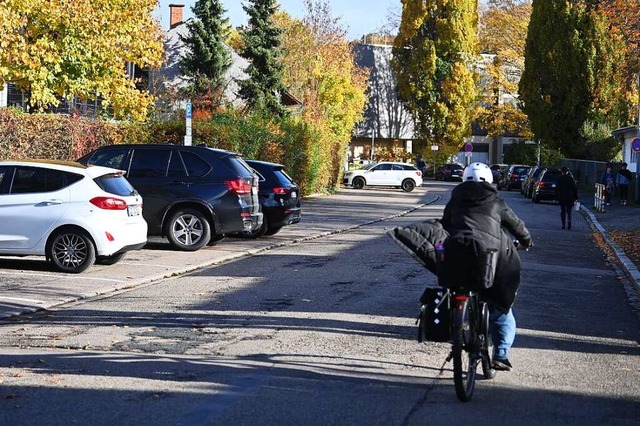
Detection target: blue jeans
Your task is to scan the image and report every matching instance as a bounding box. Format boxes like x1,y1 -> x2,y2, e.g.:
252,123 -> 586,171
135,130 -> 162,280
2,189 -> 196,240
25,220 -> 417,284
489,308 -> 516,360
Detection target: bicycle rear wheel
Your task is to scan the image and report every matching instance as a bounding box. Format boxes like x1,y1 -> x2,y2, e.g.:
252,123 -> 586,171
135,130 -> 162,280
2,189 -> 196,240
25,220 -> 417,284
480,303 -> 497,380
452,324 -> 477,402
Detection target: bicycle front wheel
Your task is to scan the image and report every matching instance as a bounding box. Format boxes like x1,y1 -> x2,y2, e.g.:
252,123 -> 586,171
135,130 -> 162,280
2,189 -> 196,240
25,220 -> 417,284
452,324 -> 478,402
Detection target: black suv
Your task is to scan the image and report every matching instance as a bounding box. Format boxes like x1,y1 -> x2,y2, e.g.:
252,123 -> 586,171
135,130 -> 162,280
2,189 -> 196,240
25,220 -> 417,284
435,163 -> 464,181
531,168 -> 562,203
240,160 -> 301,238
498,165 -> 531,191
78,144 -> 262,251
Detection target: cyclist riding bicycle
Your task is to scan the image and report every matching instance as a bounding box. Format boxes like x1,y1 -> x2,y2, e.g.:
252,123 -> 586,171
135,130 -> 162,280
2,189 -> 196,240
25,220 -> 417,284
440,162 -> 532,371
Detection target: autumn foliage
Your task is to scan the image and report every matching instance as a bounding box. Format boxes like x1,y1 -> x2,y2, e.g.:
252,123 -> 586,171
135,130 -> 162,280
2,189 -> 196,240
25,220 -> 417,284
0,0 -> 164,121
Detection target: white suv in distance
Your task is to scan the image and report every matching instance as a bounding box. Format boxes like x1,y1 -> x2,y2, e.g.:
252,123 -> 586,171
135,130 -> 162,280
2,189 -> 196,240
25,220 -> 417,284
344,161 -> 423,192
0,160 -> 147,273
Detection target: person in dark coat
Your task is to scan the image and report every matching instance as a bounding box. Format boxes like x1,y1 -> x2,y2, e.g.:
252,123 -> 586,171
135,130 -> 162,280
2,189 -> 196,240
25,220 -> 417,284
616,162 -> 632,205
555,167 -> 578,230
440,162 -> 532,371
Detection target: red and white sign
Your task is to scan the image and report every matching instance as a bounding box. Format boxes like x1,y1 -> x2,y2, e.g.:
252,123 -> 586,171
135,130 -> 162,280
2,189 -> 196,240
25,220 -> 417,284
631,137 -> 640,152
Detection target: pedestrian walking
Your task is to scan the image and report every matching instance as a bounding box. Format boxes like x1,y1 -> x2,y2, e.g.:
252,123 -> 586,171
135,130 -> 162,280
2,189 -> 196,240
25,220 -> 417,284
616,162 -> 632,205
555,167 -> 578,230
416,156 -> 427,176
600,166 -> 615,206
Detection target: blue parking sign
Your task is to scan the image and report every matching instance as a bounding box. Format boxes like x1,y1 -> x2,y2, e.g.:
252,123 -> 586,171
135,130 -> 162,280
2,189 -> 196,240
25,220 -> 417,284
185,102 -> 192,119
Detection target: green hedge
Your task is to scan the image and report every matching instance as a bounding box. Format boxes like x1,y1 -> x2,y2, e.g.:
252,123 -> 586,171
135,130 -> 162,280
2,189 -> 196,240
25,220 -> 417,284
0,108 -> 341,196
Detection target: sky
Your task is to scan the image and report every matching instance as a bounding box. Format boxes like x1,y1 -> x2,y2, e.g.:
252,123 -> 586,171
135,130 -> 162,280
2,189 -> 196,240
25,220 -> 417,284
156,0 -> 397,40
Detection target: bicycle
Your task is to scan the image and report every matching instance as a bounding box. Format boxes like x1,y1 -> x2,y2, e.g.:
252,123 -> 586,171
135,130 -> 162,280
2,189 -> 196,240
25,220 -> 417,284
444,286 -> 495,402
441,241 -> 529,402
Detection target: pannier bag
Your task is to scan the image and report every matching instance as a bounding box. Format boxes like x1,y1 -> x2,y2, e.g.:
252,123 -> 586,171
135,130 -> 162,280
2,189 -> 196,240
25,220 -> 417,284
417,287 -> 451,342
437,235 -> 498,291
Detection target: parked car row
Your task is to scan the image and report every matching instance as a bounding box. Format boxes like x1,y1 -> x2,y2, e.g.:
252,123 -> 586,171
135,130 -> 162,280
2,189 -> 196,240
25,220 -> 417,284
0,144 -> 302,273
519,165 -> 564,203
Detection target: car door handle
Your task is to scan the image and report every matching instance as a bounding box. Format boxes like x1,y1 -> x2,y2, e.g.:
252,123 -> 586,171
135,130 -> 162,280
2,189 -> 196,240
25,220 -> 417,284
44,199 -> 63,205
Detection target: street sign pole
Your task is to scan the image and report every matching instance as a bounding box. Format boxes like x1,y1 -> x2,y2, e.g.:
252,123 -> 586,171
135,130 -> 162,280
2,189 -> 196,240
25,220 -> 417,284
184,101 -> 192,146
431,144 -> 438,178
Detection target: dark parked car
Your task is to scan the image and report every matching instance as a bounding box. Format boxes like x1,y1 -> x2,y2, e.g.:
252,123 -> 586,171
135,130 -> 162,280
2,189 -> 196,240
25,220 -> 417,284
241,160 -> 301,238
498,165 -> 531,191
435,163 -> 464,181
531,168 -> 562,203
78,144 -> 263,251
522,166 -> 543,198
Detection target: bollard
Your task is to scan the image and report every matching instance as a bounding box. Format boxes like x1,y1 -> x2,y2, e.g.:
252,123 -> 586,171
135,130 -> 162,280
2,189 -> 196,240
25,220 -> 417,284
594,183 -> 606,212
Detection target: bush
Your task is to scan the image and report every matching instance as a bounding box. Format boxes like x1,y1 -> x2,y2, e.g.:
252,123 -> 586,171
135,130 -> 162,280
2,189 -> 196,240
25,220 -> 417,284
0,106 -> 345,196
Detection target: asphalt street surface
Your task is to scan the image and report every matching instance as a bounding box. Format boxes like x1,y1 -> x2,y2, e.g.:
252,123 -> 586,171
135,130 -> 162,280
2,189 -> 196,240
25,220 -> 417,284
0,182 -> 638,425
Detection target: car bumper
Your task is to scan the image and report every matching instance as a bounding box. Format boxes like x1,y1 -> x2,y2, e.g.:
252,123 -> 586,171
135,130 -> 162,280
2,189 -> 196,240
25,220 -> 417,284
265,206 -> 301,229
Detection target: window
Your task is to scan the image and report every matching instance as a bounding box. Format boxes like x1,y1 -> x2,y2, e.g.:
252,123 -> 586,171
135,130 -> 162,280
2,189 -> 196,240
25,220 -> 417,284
10,167 -> 70,194
180,151 -> 210,177
94,173 -> 136,196
375,164 -> 392,171
129,149 -> 170,178
167,152 -> 187,177
86,149 -> 129,170
0,166 -> 11,194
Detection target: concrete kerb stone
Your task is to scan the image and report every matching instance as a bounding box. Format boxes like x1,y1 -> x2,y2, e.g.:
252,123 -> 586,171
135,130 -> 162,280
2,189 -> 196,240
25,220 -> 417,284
579,204 -> 640,293
2,194 -> 442,319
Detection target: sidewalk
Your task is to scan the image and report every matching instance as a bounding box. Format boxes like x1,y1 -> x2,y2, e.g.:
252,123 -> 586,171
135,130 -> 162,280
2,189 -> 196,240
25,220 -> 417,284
579,192 -> 640,290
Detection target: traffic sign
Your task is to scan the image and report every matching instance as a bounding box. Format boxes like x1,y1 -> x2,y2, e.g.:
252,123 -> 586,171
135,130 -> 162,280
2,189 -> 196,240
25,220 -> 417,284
431,145 -> 439,151
464,143 -> 473,153
632,137 -> 640,152
185,101 -> 192,119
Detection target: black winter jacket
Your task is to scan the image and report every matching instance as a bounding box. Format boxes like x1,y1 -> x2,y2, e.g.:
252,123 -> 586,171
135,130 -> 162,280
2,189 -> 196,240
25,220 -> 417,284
555,173 -> 578,204
441,181 -> 531,313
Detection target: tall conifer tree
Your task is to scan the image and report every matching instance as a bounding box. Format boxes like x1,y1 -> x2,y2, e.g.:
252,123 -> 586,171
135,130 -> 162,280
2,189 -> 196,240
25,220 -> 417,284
518,0 -> 626,159
180,0 -> 232,96
239,0 -> 287,116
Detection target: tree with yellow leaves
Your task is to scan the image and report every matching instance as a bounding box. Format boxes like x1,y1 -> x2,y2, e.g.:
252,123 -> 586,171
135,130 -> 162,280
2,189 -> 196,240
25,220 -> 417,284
0,0 -> 163,121
392,0 -> 478,157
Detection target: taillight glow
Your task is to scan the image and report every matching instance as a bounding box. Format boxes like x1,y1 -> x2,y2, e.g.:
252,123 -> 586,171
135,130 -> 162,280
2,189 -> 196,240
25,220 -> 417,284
105,232 -> 115,242
226,178 -> 251,195
453,295 -> 469,301
273,187 -> 288,195
416,171 -> 422,177
90,197 -> 128,210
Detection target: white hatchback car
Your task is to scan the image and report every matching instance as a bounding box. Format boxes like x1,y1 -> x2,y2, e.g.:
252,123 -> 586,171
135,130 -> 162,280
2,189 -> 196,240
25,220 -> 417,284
0,160 -> 147,273
343,161 -> 423,192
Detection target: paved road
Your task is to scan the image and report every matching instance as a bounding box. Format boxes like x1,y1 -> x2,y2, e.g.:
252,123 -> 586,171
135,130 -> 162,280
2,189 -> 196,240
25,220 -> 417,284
0,183 -> 638,425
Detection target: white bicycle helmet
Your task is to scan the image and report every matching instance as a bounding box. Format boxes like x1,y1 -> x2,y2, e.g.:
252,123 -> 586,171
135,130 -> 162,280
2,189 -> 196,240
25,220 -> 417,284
462,162 -> 493,183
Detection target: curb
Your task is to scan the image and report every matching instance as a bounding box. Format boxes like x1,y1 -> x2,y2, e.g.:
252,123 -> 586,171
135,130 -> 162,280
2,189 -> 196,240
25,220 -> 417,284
579,204 -> 640,293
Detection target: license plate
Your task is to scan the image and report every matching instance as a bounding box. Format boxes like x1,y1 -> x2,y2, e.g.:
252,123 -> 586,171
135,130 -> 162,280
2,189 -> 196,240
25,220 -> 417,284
291,191 -> 297,199
127,205 -> 141,217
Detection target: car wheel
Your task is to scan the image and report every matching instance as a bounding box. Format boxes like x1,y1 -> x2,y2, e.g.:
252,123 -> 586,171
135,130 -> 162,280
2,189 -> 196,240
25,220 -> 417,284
352,177 -> 365,189
95,252 -> 127,266
166,208 -> 211,251
401,179 -> 416,192
239,216 -> 268,239
48,229 -> 96,273
264,226 -> 282,236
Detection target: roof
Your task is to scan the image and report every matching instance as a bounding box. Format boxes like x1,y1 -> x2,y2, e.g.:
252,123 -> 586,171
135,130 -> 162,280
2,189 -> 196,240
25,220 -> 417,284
612,125 -> 639,137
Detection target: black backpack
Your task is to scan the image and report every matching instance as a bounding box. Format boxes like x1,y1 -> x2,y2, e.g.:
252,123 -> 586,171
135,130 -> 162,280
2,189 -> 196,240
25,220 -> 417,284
437,234 -> 498,291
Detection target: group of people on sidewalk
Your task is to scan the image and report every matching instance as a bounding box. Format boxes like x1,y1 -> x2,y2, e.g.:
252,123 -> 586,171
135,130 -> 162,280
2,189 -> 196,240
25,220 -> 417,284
600,163 -> 633,206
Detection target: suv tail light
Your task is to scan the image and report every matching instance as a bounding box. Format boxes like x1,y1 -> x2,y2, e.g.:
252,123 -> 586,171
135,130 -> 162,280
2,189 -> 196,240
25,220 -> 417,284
225,178 -> 252,195
416,171 -> 422,177
90,197 -> 128,210
273,187 -> 289,195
